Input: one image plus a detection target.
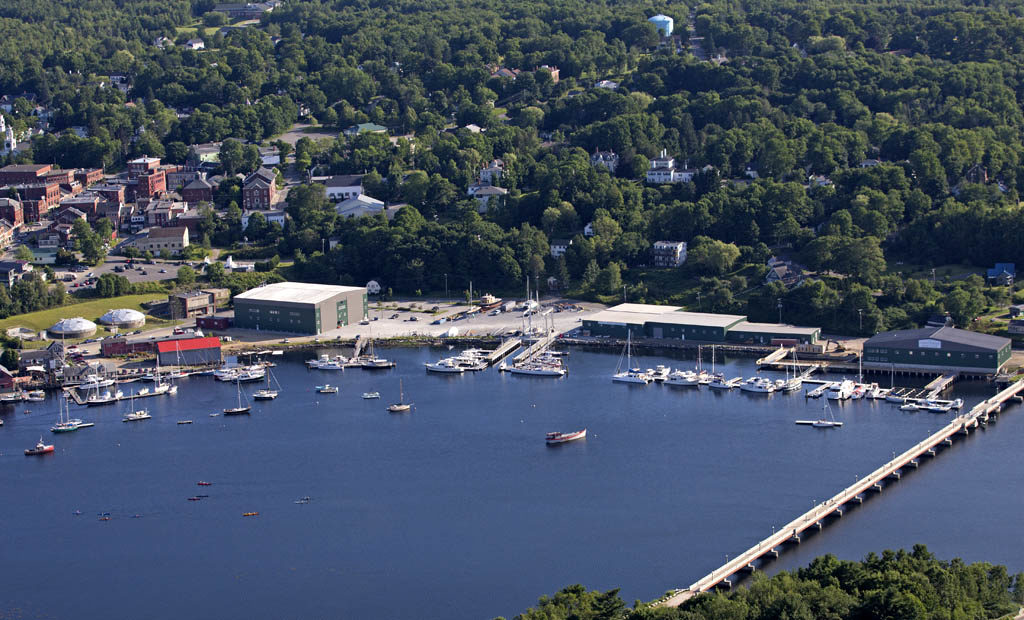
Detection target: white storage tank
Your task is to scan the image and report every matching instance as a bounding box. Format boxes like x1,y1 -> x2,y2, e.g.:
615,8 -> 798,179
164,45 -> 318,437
98,308 -> 146,329
648,14 -> 674,36
48,317 -> 97,339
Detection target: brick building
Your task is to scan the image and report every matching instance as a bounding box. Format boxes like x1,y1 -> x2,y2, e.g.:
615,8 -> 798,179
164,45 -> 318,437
242,167 -> 277,210
0,164 -> 51,185
0,197 -> 23,227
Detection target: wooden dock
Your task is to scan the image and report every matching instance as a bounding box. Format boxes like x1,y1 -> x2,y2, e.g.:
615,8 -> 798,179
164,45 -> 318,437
660,379 -> 1024,607
485,338 -> 521,365
924,373 -> 958,399
756,347 -> 791,366
511,334 -> 558,364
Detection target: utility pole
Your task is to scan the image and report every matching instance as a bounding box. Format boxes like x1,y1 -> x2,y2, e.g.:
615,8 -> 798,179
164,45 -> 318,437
777,298 -> 783,324
697,292 -> 701,311
623,285 -> 627,303
858,308 -> 864,332
444,273 -> 448,304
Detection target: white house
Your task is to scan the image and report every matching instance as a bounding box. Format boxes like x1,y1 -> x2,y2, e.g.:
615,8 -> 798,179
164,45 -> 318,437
468,185 -> 508,212
583,222 -> 595,237
336,194 -> 385,218
550,238 -> 573,258
590,150 -> 619,173
595,80 -> 619,90
646,150 -> 697,184
185,39 -> 205,50
318,175 -> 365,202
652,241 -> 687,268
478,159 -> 504,185
241,209 -> 286,230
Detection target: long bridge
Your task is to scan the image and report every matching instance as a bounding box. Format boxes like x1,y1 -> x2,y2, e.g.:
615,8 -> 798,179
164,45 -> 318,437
660,379 -> 1024,608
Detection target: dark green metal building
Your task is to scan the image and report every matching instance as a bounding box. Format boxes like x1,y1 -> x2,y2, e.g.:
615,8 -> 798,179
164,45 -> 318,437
581,304 -> 820,344
863,326 -> 1011,373
233,282 -> 367,335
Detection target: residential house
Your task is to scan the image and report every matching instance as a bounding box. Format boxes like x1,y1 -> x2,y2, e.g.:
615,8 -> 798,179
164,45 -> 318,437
335,194 -> 385,218
0,219 -> 15,249
489,67 -> 521,80
318,174 -> 364,202
185,39 -> 205,51
859,159 -> 881,168
987,263 -> 1015,286
550,238 -> 573,258
539,65 -> 560,83
187,142 -> 222,167
590,150 -> 619,173
242,168 -> 277,210
1009,319 -> 1024,335
583,222 -> 595,237
478,159 -> 504,185
764,263 -> 804,289
258,145 -> 280,166
965,163 -> 988,184
467,184 -> 507,212
154,36 -> 173,49
242,209 -> 286,229
651,241 -> 687,268
646,150 -> 697,184
52,206 -> 87,228
133,227 -> 190,254
0,260 -> 33,286
1008,304 -> 1024,318
0,197 -> 23,228
595,80 -> 619,90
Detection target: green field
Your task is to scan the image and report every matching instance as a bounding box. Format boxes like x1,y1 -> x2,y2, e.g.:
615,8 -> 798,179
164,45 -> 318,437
0,294 -> 172,337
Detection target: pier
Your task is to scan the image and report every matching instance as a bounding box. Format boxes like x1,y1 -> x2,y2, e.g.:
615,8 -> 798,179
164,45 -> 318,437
923,373 -> 958,399
65,385 -> 175,406
511,333 -> 558,364
756,347 -> 791,366
660,379 -> 1024,607
484,338 -> 521,366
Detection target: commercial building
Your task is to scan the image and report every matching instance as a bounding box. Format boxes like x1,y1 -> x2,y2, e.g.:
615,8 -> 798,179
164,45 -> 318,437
133,226 -> 189,254
582,303 -> 820,344
233,282 -> 367,334
169,290 -> 215,319
863,326 -> 1011,373
156,336 -> 222,366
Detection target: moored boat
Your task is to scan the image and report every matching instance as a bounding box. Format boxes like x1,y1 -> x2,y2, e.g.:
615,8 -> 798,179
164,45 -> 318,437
545,429 -> 587,444
387,379 -> 412,412
424,358 -> 465,373
362,391 -> 380,399
224,378 -> 252,415
316,384 -> 339,394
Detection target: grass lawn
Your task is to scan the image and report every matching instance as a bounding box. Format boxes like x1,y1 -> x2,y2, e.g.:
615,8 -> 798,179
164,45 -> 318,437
886,261 -> 983,281
0,294 -> 172,338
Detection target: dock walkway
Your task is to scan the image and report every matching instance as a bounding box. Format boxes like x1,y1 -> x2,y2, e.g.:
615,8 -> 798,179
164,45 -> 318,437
512,334 -> 557,364
485,338 -> 521,365
661,379 -> 1024,607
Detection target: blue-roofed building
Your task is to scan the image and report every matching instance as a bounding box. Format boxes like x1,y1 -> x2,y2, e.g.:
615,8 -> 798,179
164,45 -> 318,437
987,262 -> 1015,285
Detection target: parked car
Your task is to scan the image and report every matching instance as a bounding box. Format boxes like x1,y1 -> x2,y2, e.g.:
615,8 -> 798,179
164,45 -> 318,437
159,269 -> 167,273
389,313 -> 399,319
409,316 -> 419,322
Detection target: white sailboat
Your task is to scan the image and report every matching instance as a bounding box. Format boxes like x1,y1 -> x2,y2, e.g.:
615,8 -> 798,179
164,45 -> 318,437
612,332 -> 650,384
51,395 -> 90,432
253,366 -> 281,400
387,379 -> 412,412
812,399 -> 842,427
122,390 -> 151,422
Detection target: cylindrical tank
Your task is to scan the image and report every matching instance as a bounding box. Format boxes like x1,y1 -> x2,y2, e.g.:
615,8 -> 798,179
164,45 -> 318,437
648,14 -> 674,37
48,317 -> 97,339
98,308 -> 146,329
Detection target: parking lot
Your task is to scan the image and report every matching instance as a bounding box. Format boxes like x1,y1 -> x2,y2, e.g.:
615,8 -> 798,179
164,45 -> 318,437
54,257 -> 188,290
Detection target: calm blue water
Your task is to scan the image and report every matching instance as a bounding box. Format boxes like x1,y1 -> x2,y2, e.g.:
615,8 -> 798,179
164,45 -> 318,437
1,346 -> 1021,619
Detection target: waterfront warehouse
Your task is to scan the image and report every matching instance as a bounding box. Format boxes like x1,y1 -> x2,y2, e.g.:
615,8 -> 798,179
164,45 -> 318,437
582,303 -> 820,344
232,282 -> 368,335
156,336 -> 222,366
863,326 -> 1011,373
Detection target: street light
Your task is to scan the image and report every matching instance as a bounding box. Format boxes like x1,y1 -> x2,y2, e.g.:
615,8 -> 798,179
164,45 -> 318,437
858,308 -> 864,331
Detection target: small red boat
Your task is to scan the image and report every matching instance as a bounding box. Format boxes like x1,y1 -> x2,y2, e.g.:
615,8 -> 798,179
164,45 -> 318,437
25,438 -> 55,456
545,429 -> 587,444
197,481 -> 212,486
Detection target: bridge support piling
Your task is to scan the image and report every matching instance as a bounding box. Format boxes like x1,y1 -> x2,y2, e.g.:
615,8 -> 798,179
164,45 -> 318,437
872,483 -> 883,492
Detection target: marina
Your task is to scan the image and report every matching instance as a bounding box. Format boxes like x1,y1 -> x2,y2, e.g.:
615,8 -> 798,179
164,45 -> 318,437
2,345 -> 1022,620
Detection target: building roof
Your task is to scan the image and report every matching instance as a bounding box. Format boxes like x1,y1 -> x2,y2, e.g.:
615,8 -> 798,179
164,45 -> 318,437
129,156 -> 160,165
49,317 -> 96,333
99,308 -> 145,325
146,226 -> 188,239
0,164 -> 49,173
588,304 -> 747,329
234,281 -> 364,305
156,336 -> 220,353
728,321 -> 819,336
318,174 -> 364,187
183,178 -> 213,190
864,326 -> 1010,353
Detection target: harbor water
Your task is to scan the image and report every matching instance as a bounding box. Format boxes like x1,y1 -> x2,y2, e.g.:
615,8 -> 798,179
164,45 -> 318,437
2,346 -> 1022,619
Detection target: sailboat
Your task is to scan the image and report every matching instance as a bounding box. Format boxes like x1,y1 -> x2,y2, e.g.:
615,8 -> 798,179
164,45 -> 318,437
167,342 -> 189,380
612,332 -> 650,384
51,395 -> 91,432
795,398 -> 842,428
387,379 -> 412,413
122,390 -> 152,422
253,366 -> 281,400
224,378 -> 251,415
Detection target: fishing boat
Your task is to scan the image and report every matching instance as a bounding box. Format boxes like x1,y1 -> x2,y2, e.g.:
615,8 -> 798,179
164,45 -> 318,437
25,437 -> 55,455
122,391 -> 151,422
612,333 -> 650,384
387,379 -> 412,412
362,391 -> 380,399
253,366 -> 281,400
223,378 -> 252,415
51,396 -> 88,433
545,429 -> 587,444
316,384 -> 339,394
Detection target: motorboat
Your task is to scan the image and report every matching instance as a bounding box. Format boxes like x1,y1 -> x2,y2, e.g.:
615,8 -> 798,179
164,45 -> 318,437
306,354 -> 330,368
664,369 -> 700,387
78,374 -> 115,390
952,398 -> 964,409
545,429 -> 587,444
850,384 -> 867,399
740,377 -> 775,393
224,379 -> 252,415
899,402 -> 920,412
424,359 -> 465,373
25,437 -> 55,455
362,392 -> 380,399
87,389 -> 123,406
826,379 -> 855,400
236,366 -> 266,382
922,400 -> 952,413
709,375 -> 740,389
26,390 -> 45,402
316,384 -> 339,394
507,361 -> 566,376
647,365 -> 671,382
0,391 -> 25,402
177,420 -> 193,424
387,379 -> 412,412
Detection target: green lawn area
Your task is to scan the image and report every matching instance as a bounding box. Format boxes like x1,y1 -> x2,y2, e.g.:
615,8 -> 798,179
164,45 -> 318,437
0,294 -> 172,338
885,261 -> 983,281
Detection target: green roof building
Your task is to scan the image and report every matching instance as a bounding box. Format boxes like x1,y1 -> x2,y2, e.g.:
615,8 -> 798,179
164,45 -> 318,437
863,326 -> 1011,373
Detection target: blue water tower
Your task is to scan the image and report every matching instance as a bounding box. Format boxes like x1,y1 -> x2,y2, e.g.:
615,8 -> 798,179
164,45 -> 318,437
648,14 -> 674,37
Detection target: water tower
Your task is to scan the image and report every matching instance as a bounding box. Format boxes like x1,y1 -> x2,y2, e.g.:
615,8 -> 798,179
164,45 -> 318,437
648,14 -> 674,37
